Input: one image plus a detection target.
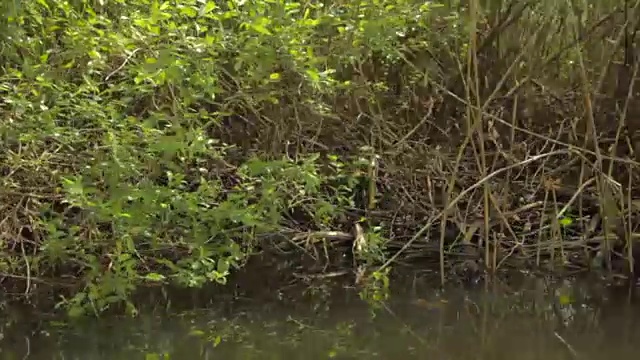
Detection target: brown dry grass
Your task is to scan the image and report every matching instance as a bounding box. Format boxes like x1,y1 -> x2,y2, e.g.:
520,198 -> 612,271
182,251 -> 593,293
213,0 -> 640,281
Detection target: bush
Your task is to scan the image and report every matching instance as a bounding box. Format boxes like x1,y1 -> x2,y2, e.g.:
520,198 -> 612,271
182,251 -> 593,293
1,0 -> 637,315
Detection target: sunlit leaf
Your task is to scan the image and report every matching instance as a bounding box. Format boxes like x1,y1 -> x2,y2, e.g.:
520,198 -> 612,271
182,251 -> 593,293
200,2 -> 217,15
558,294 -> 572,305
250,23 -> 272,35
559,217 -> 573,226
212,335 -> 222,347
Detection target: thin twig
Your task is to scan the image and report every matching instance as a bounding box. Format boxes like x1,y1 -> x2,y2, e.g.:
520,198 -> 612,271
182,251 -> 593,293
105,48 -> 141,81
379,150 -> 569,272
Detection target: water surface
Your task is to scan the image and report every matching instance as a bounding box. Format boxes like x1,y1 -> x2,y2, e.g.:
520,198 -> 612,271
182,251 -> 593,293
1,272 -> 639,359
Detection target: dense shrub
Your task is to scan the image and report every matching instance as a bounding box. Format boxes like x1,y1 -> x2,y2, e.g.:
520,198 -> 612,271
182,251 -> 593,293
1,0 -> 637,315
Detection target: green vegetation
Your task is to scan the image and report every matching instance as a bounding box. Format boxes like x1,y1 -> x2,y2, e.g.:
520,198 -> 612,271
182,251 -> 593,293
0,0 -> 638,316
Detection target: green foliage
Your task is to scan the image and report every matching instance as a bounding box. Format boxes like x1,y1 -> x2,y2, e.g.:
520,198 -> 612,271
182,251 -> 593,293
1,0 -> 622,316
2,0 -> 415,315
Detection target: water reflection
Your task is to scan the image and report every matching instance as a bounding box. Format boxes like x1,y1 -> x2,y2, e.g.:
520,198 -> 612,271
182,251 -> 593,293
1,273 -> 639,359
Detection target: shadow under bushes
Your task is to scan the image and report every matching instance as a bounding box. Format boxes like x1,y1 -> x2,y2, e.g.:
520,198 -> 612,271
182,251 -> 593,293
0,0 -> 640,316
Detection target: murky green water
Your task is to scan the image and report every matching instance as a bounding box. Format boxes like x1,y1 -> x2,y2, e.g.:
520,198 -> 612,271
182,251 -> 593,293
1,272 -> 639,359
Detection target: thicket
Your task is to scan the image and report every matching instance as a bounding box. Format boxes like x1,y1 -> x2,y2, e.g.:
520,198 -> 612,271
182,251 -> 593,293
0,0 -> 639,316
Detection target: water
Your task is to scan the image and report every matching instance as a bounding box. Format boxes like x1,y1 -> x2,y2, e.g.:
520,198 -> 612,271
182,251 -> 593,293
1,272 -> 639,359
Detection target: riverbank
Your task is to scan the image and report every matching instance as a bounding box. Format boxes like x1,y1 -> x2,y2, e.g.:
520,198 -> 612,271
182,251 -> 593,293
1,0 -> 639,316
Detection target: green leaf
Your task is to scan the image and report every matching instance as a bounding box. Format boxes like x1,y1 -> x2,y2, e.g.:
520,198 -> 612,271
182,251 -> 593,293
250,24 -> 272,35
249,18 -> 273,35
217,258 -> 230,274
180,6 -> 198,17
200,2 -> 217,15
306,69 -> 320,82
189,329 -> 205,337
35,0 -> 50,10
212,335 -> 222,347
559,217 -> 573,227
558,294 -> 572,305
